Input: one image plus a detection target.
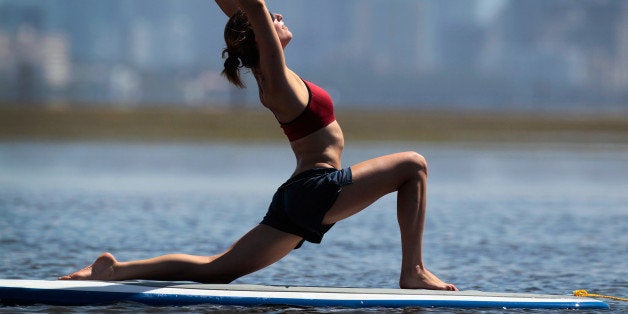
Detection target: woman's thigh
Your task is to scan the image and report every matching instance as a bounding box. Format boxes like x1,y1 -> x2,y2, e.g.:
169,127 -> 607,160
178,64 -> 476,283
322,151 -> 425,224
200,224 -> 303,282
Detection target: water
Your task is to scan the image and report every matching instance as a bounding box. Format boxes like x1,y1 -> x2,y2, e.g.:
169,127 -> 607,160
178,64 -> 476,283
1,141 -> 626,313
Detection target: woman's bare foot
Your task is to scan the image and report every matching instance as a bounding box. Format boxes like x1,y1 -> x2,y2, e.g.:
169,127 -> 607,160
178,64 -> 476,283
59,252 -> 118,281
399,265 -> 458,291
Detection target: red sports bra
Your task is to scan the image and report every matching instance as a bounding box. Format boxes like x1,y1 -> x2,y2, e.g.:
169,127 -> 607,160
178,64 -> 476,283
280,80 -> 336,142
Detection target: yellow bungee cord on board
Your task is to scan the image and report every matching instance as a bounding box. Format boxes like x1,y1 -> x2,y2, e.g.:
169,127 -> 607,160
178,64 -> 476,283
573,290 -> 628,301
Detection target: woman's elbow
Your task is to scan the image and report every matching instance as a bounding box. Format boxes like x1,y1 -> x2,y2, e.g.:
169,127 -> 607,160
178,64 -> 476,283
237,0 -> 266,11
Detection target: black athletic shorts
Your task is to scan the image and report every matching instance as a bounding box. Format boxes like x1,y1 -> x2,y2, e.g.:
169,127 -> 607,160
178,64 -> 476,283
261,167 -> 353,249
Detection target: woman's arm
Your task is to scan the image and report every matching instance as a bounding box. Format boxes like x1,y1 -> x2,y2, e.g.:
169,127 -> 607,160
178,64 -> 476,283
215,0 -> 239,18
236,0 -> 290,95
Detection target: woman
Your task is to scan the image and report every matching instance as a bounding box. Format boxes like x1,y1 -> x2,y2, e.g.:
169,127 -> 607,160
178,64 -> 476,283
60,0 -> 457,291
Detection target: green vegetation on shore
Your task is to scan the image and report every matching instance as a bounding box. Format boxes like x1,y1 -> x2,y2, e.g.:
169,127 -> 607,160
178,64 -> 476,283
1,105 -> 627,144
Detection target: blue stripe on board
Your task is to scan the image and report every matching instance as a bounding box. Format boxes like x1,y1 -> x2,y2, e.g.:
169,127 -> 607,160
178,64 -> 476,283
0,287 -> 610,309
126,294 -> 609,309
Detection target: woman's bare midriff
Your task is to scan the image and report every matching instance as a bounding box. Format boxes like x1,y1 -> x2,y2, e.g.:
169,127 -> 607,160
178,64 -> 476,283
289,121 -> 344,176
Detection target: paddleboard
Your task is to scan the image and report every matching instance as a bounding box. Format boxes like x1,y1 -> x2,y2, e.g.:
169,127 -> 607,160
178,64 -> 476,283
0,279 -> 609,309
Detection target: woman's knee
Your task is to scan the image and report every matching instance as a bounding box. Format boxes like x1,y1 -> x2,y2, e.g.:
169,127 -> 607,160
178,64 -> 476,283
399,151 -> 428,177
212,272 -> 240,284
198,269 -> 242,284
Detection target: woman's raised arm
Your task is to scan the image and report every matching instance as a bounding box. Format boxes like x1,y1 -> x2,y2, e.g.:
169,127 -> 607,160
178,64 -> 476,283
235,0 -> 289,94
215,0 -> 239,18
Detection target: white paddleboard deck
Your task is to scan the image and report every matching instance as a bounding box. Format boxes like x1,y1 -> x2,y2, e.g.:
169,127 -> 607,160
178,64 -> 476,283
0,279 -> 609,309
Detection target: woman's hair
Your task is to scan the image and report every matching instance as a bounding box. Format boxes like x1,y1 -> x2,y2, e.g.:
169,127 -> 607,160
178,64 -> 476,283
222,10 -> 259,88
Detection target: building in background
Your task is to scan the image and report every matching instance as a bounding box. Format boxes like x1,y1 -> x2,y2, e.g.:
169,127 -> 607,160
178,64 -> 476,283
0,0 -> 626,112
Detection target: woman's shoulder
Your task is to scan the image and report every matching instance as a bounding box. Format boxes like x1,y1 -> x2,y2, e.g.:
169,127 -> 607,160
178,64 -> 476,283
261,68 -> 304,97
261,69 -> 310,121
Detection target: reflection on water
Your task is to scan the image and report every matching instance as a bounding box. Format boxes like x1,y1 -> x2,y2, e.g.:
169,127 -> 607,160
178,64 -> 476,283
1,141 -> 626,313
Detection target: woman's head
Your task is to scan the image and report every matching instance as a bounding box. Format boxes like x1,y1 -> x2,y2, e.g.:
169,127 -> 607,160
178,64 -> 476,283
221,10 -> 292,88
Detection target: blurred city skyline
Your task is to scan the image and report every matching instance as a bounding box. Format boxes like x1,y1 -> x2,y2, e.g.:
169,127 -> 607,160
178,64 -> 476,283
1,0 -> 627,113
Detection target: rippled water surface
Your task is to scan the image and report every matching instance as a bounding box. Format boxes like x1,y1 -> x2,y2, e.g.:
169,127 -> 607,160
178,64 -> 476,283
1,141 -> 626,313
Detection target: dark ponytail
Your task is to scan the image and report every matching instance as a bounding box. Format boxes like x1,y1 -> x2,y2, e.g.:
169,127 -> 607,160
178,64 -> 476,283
221,10 -> 259,88
222,48 -> 245,88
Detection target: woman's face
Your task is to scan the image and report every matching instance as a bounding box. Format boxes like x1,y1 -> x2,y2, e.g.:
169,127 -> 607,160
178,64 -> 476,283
271,13 -> 292,48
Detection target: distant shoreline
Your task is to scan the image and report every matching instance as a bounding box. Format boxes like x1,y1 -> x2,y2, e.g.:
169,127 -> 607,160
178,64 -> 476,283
1,105 -> 627,144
